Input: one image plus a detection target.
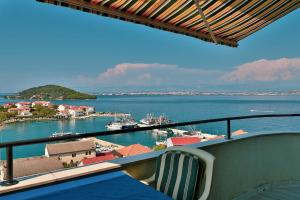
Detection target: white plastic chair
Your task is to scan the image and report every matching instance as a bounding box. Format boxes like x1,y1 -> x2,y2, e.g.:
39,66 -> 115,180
142,146 -> 215,200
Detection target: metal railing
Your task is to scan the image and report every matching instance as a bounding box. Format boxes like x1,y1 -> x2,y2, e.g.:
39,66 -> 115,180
1,113 -> 300,186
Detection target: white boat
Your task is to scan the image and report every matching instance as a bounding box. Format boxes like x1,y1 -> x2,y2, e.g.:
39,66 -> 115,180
106,116 -> 138,131
139,113 -> 171,126
50,132 -> 78,138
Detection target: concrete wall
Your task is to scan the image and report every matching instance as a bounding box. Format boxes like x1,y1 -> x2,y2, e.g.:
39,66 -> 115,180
122,133 -> 300,200
202,133 -> 300,199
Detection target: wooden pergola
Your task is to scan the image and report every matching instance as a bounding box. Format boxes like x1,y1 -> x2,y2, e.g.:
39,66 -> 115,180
37,0 -> 300,47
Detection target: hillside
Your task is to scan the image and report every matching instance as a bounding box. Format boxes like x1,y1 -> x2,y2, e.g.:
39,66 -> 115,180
5,85 -> 97,100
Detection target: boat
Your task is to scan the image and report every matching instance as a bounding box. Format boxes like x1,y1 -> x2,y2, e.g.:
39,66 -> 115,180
106,116 -> 138,131
50,132 -> 79,138
139,113 -> 171,127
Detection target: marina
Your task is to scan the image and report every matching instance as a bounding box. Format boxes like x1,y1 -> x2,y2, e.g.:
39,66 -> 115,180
2,95 -> 300,159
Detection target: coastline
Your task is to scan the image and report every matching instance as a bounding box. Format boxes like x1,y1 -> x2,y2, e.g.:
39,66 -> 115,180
0,112 -> 129,128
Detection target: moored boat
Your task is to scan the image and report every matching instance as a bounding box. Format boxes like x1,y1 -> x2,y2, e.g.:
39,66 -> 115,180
106,116 -> 138,131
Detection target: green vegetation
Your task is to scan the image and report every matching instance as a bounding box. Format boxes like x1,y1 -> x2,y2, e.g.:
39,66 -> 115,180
32,105 -> 57,117
5,85 -> 97,100
62,160 -> 79,168
0,106 -> 7,112
0,112 -> 17,122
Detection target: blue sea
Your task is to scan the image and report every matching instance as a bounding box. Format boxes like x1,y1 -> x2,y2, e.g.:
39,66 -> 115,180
1,95 -> 300,159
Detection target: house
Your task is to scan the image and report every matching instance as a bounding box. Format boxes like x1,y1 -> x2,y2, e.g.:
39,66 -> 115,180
57,104 -> 70,112
2,103 -> 14,108
0,156 -> 63,181
56,110 -> 70,118
68,106 -> 85,117
19,110 -> 33,117
7,108 -> 20,113
232,129 -> 248,136
45,140 -> 96,164
15,102 -> 31,109
79,106 -> 95,115
166,137 -> 201,147
115,144 -> 152,157
32,101 -> 52,107
79,152 -> 116,166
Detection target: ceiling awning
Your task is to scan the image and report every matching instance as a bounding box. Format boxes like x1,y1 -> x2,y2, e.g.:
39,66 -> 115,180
37,0 -> 300,47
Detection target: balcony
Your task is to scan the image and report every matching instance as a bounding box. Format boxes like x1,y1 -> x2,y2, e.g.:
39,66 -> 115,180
1,114 -> 300,199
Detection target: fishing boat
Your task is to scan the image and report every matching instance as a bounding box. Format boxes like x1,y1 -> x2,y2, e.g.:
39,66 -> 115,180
106,116 -> 138,131
139,113 -> 171,127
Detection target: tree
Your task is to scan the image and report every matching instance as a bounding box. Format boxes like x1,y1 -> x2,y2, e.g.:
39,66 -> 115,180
32,105 -> 57,117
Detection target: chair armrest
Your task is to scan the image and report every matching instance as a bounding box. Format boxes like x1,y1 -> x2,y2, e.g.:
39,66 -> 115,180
140,174 -> 155,185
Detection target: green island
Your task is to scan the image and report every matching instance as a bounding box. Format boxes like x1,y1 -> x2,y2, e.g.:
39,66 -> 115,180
5,85 -> 97,100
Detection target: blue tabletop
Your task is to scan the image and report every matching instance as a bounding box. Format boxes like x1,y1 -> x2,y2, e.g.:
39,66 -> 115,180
1,171 -> 172,200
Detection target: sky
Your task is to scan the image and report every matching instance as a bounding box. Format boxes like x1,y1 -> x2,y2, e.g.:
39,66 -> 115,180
1,0 -> 300,93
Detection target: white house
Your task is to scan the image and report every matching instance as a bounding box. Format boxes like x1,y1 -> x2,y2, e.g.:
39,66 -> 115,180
19,110 -> 33,117
32,101 -> 51,107
57,104 -> 70,112
79,106 -> 95,115
15,102 -> 31,109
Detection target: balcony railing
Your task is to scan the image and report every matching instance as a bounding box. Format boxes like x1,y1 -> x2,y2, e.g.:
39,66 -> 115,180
1,113 -> 300,186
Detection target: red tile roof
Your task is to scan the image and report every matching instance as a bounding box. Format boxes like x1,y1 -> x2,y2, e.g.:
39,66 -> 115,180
206,135 -> 225,141
170,137 -> 201,146
116,144 -> 152,157
82,152 -> 116,165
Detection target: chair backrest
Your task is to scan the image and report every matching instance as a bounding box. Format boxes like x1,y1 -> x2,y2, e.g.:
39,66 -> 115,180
154,146 -> 215,200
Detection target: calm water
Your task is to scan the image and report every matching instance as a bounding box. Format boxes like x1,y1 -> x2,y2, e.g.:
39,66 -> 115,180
1,95 -> 300,159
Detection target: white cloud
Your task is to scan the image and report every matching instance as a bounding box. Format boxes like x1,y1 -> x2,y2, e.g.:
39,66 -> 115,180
77,63 -> 221,88
223,57 -> 300,82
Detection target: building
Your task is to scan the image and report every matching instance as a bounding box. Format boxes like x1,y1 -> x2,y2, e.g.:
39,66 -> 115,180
232,129 -> 248,136
68,106 -> 85,117
79,152 -> 116,166
18,110 -> 33,117
2,103 -> 14,108
166,137 -> 201,147
79,106 -> 95,115
45,140 -> 96,164
0,156 -> 63,181
115,144 -> 152,157
7,108 -> 20,113
57,104 -> 70,112
32,101 -> 52,107
15,102 -> 31,109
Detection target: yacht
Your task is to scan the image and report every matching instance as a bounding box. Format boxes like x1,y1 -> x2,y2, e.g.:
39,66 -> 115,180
106,116 -> 138,131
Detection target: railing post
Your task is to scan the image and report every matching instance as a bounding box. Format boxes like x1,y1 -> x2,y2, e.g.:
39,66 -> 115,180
227,119 -> 231,139
1,146 -> 18,186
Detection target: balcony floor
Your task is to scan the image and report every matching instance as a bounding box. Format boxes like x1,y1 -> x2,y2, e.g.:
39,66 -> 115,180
236,181 -> 300,200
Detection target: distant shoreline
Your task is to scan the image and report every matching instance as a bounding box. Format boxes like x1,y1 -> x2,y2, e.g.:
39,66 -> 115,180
0,112 -> 129,128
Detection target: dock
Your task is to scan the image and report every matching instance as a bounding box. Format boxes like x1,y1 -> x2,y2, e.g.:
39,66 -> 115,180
87,137 -> 124,150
